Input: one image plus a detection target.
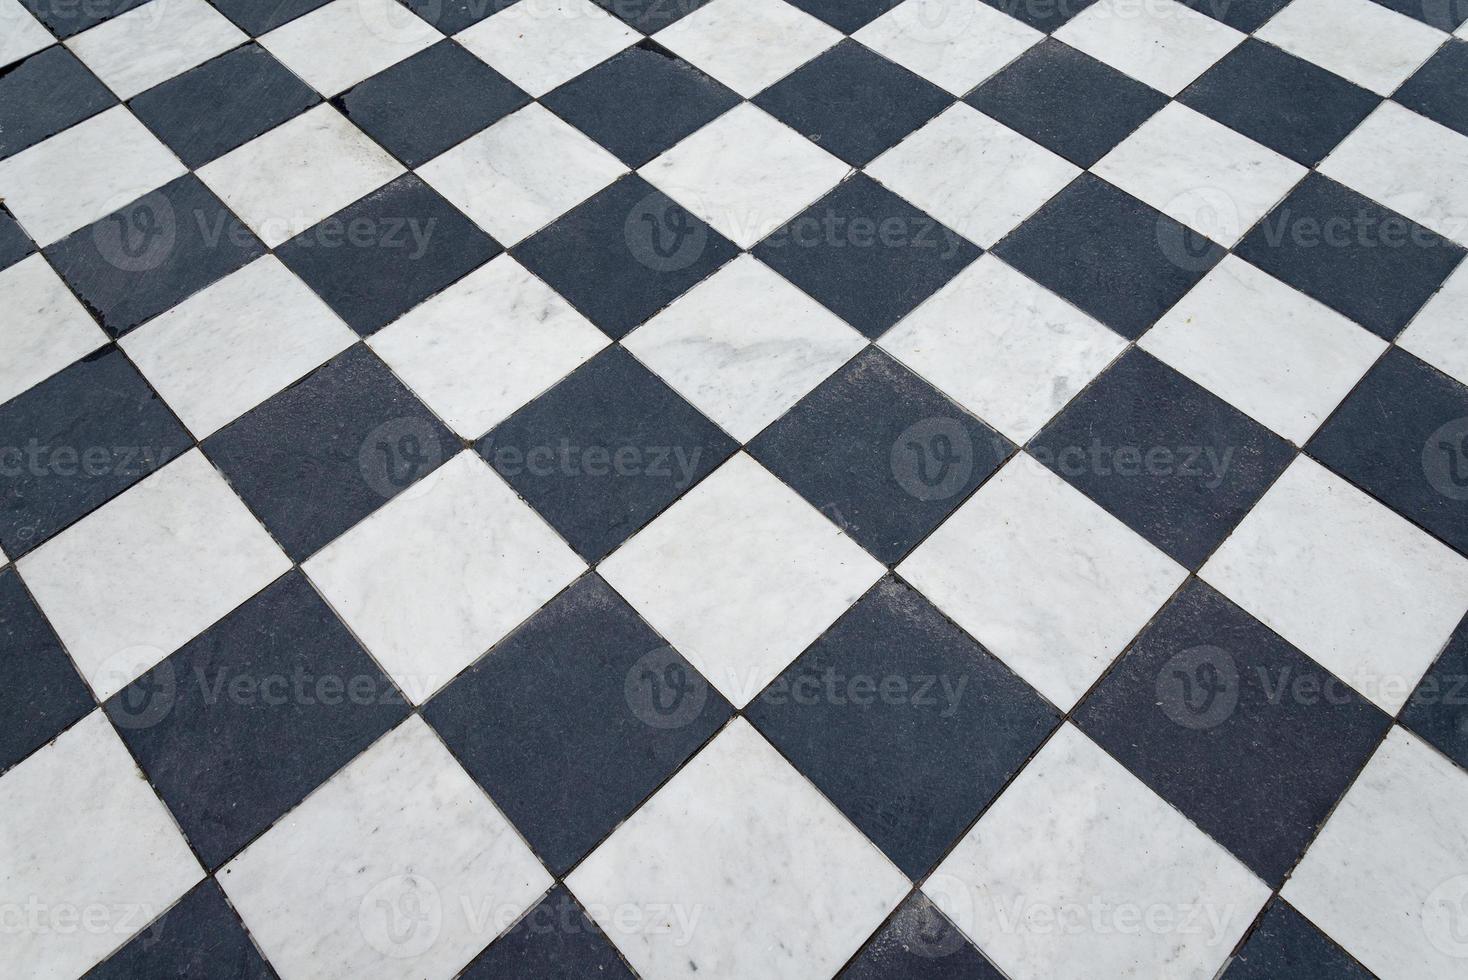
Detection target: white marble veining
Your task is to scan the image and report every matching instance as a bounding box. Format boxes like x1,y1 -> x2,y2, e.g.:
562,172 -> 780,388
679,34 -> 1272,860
1140,256 -> 1387,444
0,0 -> 51,67
852,0 -> 1043,96
0,711 -> 203,980
1284,726 -> 1468,979
599,453 -> 884,707
418,104 -> 626,246
1257,0 -> 1447,96
898,453 -> 1187,710
0,254 -> 109,406
1201,457 -> 1468,713
66,0 -> 245,100
220,716 -> 553,980
1054,0 -> 1244,96
568,718 -> 909,980
120,255 -> 357,438
1399,257 -> 1468,388
866,103 -> 1080,248
927,724 -> 1270,980
881,254 -> 1126,443
455,0 -> 637,97
652,0 -> 842,98
623,254 -> 866,442
259,0 -> 440,96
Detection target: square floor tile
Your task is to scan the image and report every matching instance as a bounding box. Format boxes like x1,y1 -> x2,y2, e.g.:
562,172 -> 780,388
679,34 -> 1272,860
1175,0 -> 1289,31
425,573 -> 732,872
1400,613 -> 1468,774
842,892 -> 1005,979
1221,899 -> 1373,980
220,715 -> 553,980
623,253 -> 866,443
1282,726 -> 1468,980
458,884 -> 636,979
587,0 -> 714,31
303,451 -> 585,703
1399,257 -> 1468,387
1234,173 -> 1466,340
652,0 -> 841,97
20,0 -> 149,35
65,0 -> 245,100
898,453 -> 1185,710
966,37 -> 1169,169
207,0 -> 332,34
203,344 -> 454,561
749,347 -> 1009,563
1,0 -> 54,64
107,571 -> 409,868
1373,0 -> 1468,29
926,724 -> 1270,980
782,0 -> 899,32
512,173 -> 738,339
398,0 -> 514,33
259,0 -> 441,96
600,453 -> 884,706
0,46 -> 115,162
1394,38 -> 1468,138
567,718 -> 910,980
977,0 -> 1096,31
0,566 -> 91,774
753,173 -> 980,338
368,254 -> 609,438
0,253 -> 107,406
1053,0 -> 1243,96
854,0 -> 1043,98
456,0 -> 638,97
1140,255 -> 1388,445
1201,457 -> 1468,713
881,254 -> 1126,444
1257,0 -> 1447,96
0,711 -> 203,980
747,576 -> 1058,878
86,879 -> 278,980
541,40 -> 739,169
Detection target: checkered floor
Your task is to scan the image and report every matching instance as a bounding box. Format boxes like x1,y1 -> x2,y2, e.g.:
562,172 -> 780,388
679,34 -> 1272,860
4,0 -> 1468,977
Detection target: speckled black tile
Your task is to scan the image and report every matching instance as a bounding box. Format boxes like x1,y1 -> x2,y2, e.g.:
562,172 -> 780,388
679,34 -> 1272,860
0,46 -> 115,162
1369,0 -> 1468,29
458,885 -> 636,980
205,0 -> 333,35
399,0 -> 515,33
781,0 -> 898,32
1393,39 -> 1468,139
0,206 -> 34,271
840,893 -> 1004,980
1220,900 -> 1372,980
1400,613 -> 1468,774
84,879 -> 279,980
0,347 -> 191,556
0,567 -> 92,774
1177,0 -> 1291,31
18,0 -> 147,37
478,346 -> 736,562
589,0 -> 715,31
978,0 -> 1097,31
202,345 -> 453,561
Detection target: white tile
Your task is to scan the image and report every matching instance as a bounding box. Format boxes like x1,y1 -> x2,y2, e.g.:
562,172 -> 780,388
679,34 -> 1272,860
1054,0 -> 1243,96
369,255 -> 610,438
303,451 -> 585,703
568,717 -> 909,980
927,724 -> 1269,980
1320,102 -> 1468,248
0,0 -> 54,68
1140,256 -> 1387,444
881,255 -> 1126,443
1257,0 -> 1446,96
852,0 -> 1043,96
1201,457 -> 1468,713
898,453 -> 1186,710
66,0 -> 245,99
455,0 -> 636,97
1284,727 -> 1468,980
0,254 -> 108,405
0,106 -> 186,246
624,254 -> 866,442
119,256 -> 357,438
1399,258 -> 1468,387
259,0 -> 440,95
599,453 -> 884,707
17,450 -> 290,700
866,103 -> 1079,248
221,716 -> 552,980
418,103 -> 625,245
640,102 -> 848,250
653,0 -> 841,98
0,711 -> 203,980
197,103 -> 403,247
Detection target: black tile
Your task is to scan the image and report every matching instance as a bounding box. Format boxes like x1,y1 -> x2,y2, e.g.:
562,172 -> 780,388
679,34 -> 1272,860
1370,0 -> 1468,29
203,345 -> 454,561
841,893 -> 1004,980
747,577 -> 1058,878
748,349 -> 1009,564
1181,40 -> 1380,167
276,173 -> 499,336
400,0 -> 515,33
1308,348 -> 1468,554
1220,900 -> 1372,980
206,0 -> 333,35
512,173 -> 738,339
0,347 -> 191,556
1394,39 -> 1468,139
337,40 -> 528,168
542,40 -> 739,168
0,567 -> 92,774
0,206 -> 35,271
0,47 -> 115,161
1030,348 -> 1295,568
967,39 -> 1169,167
993,173 -> 1224,339
84,879 -> 279,980
129,44 -> 320,169
753,174 -> 980,338
1074,580 -> 1391,886
18,0 -> 146,37
1176,0 -> 1290,31
978,0 -> 1098,32
479,347 -> 737,562
45,174 -> 266,338
1400,613 -> 1468,774
424,574 -> 732,873
459,885 -> 635,980
754,40 -> 951,167
782,0 -> 899,32
1234,174 -> 1466,340
106,572 -> 410,869
589,0 -> 715,32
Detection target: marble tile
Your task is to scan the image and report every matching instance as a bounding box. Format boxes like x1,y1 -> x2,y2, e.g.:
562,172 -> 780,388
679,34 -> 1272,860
455,0 -> 637,98
0,0 -> 54,68
652,0 -> 843,98
0,253 -> 108,406
1256,0 -> 1447,96
66,0 -> 245,100
259,0 -> 441,96
1054,0 -> 1244,96
1201,456 -> 1468,713
567,717 -> 910,980
853,0 -> 1043,96
1399,258 -> 1468,388
220,715 -> 553,980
